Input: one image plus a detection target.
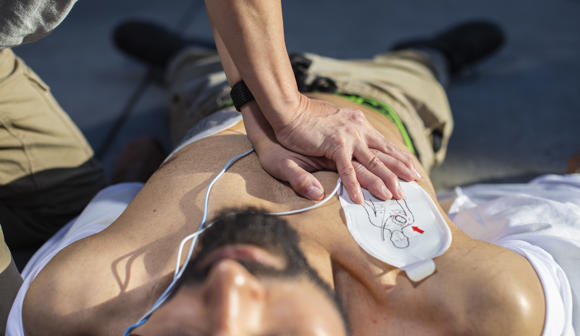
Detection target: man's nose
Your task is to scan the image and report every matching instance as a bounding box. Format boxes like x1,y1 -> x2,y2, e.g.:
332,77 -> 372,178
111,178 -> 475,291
203,259 -> 266,335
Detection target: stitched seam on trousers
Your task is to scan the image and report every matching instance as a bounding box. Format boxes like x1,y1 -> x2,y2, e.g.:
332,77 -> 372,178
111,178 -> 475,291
0,50 -> 21,90
0,115 -> 37,188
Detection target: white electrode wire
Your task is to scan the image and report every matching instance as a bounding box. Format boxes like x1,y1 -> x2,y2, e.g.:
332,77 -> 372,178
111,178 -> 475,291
124,147 -> 342,335
173,229 -> 205,278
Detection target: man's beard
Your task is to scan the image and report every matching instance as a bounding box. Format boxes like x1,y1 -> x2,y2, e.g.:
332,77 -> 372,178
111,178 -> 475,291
178,208 -> 316,283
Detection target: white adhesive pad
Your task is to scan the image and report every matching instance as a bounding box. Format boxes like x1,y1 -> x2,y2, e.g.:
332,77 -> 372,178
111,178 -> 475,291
339,181 -> 452,282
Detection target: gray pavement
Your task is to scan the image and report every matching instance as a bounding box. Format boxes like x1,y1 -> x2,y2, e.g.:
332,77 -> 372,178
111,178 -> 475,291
11,0 -> 580,190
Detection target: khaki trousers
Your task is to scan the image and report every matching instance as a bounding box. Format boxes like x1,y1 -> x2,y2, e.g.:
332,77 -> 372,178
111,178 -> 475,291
0,48 -> 105,333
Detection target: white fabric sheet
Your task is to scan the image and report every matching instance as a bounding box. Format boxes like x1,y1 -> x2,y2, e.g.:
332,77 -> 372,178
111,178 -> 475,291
448,174 -> 580,335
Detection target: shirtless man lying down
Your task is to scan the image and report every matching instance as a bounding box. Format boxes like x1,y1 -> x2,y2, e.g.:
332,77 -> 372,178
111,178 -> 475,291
9,22 -> 551,336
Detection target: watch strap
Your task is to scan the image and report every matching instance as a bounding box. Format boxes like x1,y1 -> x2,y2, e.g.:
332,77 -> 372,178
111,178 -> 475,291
230,80 -> 255,111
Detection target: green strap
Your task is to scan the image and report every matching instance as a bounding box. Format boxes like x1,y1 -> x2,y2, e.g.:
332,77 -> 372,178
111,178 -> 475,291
336,93 -> 416,154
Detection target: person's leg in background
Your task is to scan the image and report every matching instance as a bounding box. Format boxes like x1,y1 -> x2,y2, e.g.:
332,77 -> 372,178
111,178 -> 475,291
0,48 -> 105,248
0,48 -> 105,331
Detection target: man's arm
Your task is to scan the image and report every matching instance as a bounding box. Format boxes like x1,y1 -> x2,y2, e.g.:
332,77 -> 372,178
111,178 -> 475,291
211,29 -> 418,200
204,0 -> 420,203
204,0 -> 298,126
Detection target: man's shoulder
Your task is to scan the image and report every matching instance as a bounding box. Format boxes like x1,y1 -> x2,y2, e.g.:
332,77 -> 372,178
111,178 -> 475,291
450,242 -> 546,336
23,270 -> 147,336
21,239 -> 157,336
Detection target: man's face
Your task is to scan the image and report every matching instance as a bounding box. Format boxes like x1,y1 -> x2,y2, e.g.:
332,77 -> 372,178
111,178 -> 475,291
133,210 -> 349,336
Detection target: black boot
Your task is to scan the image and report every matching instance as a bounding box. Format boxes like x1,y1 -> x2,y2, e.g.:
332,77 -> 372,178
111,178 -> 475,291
112,20 -> 216,69
391,20 -> 505,76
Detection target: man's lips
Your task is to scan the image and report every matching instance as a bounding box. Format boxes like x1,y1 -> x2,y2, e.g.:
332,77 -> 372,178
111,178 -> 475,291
200,244 -> 285,270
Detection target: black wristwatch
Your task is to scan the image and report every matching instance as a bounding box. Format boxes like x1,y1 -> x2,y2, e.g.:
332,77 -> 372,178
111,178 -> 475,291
230,80 -> 255,111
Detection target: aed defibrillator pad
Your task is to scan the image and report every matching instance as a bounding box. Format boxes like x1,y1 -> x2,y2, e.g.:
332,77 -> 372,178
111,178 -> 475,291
339,181 -> 452,282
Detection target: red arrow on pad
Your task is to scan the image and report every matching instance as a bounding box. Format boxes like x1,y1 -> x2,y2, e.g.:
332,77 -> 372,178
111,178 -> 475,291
412,226 -> 424,234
